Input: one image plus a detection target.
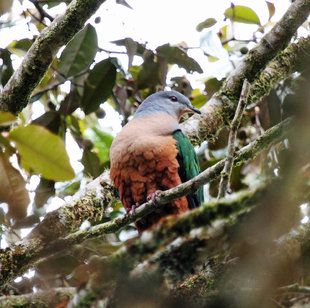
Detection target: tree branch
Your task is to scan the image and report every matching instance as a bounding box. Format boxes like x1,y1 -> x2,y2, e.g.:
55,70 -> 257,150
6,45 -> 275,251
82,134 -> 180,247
248,36 -> 310,107
0,0 -> 107,114
181,0 -> 310,145
71,172 -> 310,307
0,287 -> 75,307
217,79 -> 251,198
0,117 -> 292,290
66,186 -> 267,307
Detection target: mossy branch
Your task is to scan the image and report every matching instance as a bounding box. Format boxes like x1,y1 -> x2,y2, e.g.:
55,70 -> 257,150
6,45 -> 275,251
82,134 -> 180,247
0,0 -> 107,114
74,177 -> 310,307
181,0 -> 310,145
0,117 -> 292,290
0,287 -> 75,308
66,186 -> 267,307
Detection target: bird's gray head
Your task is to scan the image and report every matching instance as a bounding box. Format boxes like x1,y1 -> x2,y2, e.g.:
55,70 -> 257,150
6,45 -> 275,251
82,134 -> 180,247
133,90 -> 201,120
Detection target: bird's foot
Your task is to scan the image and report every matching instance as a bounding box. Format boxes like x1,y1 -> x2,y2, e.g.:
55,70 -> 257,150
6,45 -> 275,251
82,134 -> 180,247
147,190 -> 162,202
127,202 -> 140,214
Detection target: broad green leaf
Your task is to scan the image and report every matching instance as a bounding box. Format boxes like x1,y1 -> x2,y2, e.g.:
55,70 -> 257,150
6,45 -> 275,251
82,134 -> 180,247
58,24 -> 98,77
156,44 -> 203,73
0,111 -> 16,126
0,151 -> 29,219
224,6 -> 261,25
84,127 -> 113,164
81,58 -> 117,115
205,77 -> 223,94
196,18 -> 217,32
9,125 -> 75,181
137,53 -> 160,89
59,88 -> 82,116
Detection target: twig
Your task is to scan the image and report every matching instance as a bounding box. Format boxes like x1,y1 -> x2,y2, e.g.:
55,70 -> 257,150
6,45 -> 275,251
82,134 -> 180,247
26,9 -> 47,27
30,0 -> 54,22
218,79 -> 251,198
98,47 -> 128,54
0,0 -> 107,114
278,283 -> 310,294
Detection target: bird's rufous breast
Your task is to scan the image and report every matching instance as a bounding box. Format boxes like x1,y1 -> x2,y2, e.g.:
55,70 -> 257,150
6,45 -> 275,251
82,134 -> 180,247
110,114 -> 188,232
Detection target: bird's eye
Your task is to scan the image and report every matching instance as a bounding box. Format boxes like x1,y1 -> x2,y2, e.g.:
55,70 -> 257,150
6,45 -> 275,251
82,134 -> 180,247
169,96 -> 178,102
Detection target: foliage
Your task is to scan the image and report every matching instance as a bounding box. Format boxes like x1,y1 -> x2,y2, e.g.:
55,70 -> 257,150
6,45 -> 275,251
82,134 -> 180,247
0,0 -> 309,307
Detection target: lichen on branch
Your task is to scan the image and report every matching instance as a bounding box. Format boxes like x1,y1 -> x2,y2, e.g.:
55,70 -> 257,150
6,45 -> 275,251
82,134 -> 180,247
0,0 -> 107,114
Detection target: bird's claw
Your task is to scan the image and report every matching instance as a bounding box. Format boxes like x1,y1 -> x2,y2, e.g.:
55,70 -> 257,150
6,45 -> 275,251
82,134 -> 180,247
147,190 -> 162,202
127,202 -> 140,214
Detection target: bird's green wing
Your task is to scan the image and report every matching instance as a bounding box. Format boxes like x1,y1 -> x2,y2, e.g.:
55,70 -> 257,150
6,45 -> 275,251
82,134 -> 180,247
173,130 -> 204,208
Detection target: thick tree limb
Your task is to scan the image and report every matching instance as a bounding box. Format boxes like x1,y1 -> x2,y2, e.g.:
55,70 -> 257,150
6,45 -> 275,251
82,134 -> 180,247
181,0 -> 310,145
28,172 -> 114,242
0,0 -> 107,114
0,117 -> 292,290
0,287 -> 75,307
248,36 -> 310,107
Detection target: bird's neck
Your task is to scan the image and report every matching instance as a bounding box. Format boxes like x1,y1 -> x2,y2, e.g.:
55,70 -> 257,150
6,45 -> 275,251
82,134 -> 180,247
129,113 -> 180,136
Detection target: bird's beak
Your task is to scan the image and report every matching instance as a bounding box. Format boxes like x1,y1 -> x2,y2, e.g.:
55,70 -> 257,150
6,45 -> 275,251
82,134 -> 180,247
189,105 -> 201,114
180,105 -> 201,119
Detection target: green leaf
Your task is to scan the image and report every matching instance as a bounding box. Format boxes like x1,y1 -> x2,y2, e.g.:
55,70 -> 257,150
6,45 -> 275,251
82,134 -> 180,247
9,125 -> 75,181
0,111 -> 17,126
191,94 -> 207,109
224,6 -> 261,25
0,151 -> 30,219
9,38 -> 33,54
81,58 -> 117,115
57,179 -> 81,196
31,111 -> 61,134
156,44 -> 203,73
0,48 -> 13,86
84,127 -> 113,164
58,24 -> 98,77
205,77 -> 223,94
112,38 -> 146,56
196,18 -> 217,31
137,53 -> 160,89
81,150 -> 102,177
59,88 -> 82,116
